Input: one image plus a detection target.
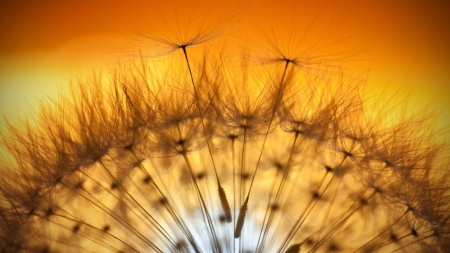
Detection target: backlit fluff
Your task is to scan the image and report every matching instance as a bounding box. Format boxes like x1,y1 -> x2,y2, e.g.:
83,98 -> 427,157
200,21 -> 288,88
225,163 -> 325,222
0,13 -> 449,253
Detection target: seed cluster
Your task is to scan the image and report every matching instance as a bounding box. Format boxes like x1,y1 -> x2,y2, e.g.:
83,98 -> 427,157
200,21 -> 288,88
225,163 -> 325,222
0,15 -> 449,253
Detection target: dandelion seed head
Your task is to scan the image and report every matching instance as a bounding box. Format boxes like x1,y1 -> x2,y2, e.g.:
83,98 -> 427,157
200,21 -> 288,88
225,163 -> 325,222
1,5 -> 450,253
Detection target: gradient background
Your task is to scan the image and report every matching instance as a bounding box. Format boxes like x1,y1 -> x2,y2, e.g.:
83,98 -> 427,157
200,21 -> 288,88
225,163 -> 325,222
1,0 -> 449,138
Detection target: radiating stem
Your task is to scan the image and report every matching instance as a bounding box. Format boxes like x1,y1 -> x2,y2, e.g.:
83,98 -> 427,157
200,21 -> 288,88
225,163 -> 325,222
181,46 -> 233,227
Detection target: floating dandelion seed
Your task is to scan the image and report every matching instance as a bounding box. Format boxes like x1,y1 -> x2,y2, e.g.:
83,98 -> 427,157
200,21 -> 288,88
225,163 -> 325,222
1,8 -> 450,253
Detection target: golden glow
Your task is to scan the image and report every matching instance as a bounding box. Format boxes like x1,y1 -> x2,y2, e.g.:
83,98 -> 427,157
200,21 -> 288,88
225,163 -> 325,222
1,0 -> 449,135
0,1 -> 449,252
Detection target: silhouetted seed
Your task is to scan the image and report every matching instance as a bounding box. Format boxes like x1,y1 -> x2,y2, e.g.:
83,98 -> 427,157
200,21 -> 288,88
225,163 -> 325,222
111,182 -> 118,189
390,232 -> 398,242
46,208 -> 53,217
219,215 -> 227,224
124,144 -> 133,151
41,246 -> 49,253
175,240 -> 187,250
284,243 -> 302,253
359,197 -> 368,206
411,228 -> 418,237
305,238 -> 314,246
271,203 -> 280,211
325,165 -> 333,173
218,185 -> 232,222
235,196 -> 249,238
227,134 -> 238,140
274,162 -> 284,171
312,191 -> 320,199
143,176 -> 152,184
176,139 -> 186,146
159,197 -> 168,206
133,159 -> 144,168
240,173 -> 250,180
373,186 -> 382,194
175,139 -> 186,153
72,224 -> 80,233
342,151 -> 353,158
383,160 -> 392,168
93,154 -> 103,163
433,230 -> 439,237
75,181 -> 84,190
239,117 -> 251,129
103,225 -> 110,232
328,243 -> 340,252
196,172 -> 206,180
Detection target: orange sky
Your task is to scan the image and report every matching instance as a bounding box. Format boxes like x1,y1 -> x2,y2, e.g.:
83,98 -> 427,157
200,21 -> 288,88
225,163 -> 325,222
0,0 -> 449,133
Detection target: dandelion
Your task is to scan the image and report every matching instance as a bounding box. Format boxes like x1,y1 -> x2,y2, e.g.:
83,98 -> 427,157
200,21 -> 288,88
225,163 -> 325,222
1,9 -> 449,253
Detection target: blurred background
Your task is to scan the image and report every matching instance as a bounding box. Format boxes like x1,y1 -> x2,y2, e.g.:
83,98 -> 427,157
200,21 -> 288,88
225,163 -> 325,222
1,0 -> 449,138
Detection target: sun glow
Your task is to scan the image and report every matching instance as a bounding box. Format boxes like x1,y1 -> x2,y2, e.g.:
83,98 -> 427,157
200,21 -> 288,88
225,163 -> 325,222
0,1 -> 449,253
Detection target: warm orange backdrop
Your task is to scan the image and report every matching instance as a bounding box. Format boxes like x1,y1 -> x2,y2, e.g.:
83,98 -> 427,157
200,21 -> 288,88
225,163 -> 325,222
1,0 -> 449,133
